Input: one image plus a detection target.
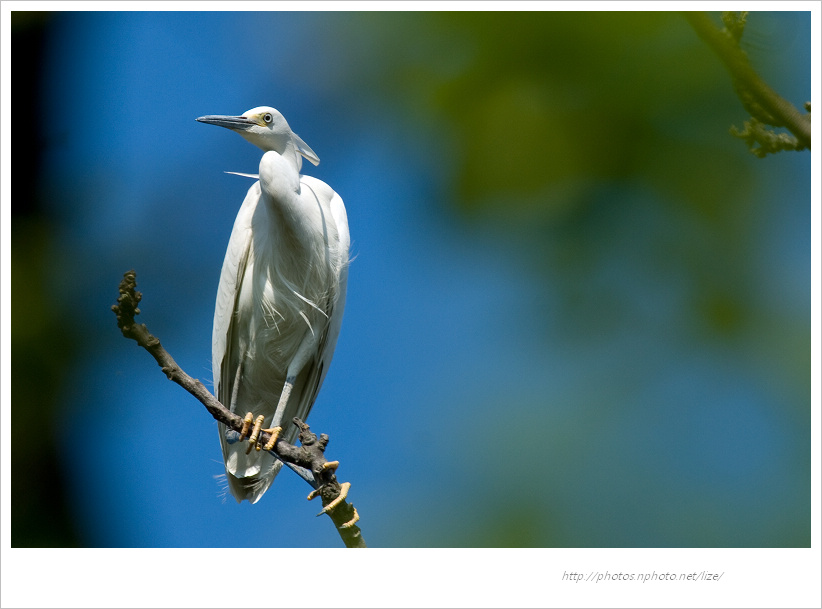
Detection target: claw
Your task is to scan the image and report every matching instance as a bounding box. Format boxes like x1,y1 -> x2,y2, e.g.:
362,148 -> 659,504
307,488 -> 321,501
317,481 -> 351,516
322,460 -> 339,471
245,414 -> 265,454
261,426 -> 282,451
238,412 -> 254,441
340,508 -> 360,529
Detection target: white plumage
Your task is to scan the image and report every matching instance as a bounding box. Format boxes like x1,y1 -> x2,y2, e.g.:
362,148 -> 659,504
198,107 -> 350,503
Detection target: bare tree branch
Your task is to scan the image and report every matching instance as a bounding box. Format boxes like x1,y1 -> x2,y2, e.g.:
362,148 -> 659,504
684,11 -> 811,157
112,270 -> 365,548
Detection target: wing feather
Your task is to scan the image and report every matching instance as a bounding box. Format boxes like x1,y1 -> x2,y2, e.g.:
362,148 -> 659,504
212,181 -> 259,400
213,183 -> 261,501
285,180 -> 350,429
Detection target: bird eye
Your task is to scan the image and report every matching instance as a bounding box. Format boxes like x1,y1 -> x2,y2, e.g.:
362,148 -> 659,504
263,113 -> 273,123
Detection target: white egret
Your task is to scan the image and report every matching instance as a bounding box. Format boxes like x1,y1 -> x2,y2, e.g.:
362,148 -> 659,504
197,107 -> 350,504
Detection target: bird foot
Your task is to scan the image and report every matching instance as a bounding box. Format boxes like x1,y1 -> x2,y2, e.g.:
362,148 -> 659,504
320,481 -> 350,513
307,482 -> 359,528
239,414 -> 283,453
261,426 -> 282,451
308,480 -> 348,511
340,508 -> 360,529
238,412 -> 254,441
244,414 -> 265,455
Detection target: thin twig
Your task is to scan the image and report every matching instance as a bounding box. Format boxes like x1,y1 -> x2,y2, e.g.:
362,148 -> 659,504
684,11 -> 811,155
112,269 -> 365,548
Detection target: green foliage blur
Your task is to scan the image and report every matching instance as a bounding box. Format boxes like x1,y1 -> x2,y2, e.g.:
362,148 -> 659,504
12,11 -> 82,547
352,12 -> 790,340
337,11 -> 810,546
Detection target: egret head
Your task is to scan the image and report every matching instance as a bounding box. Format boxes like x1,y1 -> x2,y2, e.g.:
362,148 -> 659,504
197,106 -> 320,170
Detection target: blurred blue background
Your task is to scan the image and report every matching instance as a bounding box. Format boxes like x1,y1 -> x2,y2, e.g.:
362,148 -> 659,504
12,11 -> 810,548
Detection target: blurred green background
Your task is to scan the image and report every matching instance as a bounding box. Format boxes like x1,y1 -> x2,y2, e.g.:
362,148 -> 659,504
11,11 -> 810,547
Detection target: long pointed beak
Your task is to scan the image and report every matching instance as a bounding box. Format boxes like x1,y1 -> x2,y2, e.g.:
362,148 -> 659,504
196,115 -> 256,131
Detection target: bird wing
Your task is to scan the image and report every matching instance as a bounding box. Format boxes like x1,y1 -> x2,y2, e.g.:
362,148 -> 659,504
316,182 -> 351,392
286,177 -> 351,431
212,181 -> 258,400
213,182 -> 266,503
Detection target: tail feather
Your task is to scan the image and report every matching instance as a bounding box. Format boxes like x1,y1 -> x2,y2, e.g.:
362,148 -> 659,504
218,414 -> 301,503
223,442 -> 286,503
